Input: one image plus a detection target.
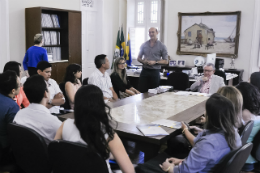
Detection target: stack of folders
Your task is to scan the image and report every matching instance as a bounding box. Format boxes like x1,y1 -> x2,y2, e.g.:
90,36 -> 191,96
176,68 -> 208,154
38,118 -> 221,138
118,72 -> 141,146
136,124 -> 169,136
42,31 -> 60,46
41,13 -> 60,28
43,47 -> 61,62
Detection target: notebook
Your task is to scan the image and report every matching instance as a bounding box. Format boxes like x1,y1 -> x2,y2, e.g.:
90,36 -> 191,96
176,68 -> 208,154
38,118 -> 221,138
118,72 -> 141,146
136,124 -> 169,136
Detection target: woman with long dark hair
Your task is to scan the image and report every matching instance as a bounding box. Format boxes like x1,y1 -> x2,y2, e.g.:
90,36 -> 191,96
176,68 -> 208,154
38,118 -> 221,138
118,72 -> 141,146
236,82 -> 260,172
110,57 -> 140,98
160,94 -> 241,172
64,64 -> 82,109
236,82 -> 260,123
55,85 -> 134,172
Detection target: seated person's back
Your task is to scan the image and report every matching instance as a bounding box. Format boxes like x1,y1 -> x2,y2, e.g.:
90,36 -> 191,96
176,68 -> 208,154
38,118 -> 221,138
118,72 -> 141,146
88,54 -> 118,101
190,63 -> 225,94
37,61 -> 65,113
160,94 -> 241,173
55,85 -> 134,173
0,71 -> 20,150
13,75 -> 62,145
63,64 -> 82,110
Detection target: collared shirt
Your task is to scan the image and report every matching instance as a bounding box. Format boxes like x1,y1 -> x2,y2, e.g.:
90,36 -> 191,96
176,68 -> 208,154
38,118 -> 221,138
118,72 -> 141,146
13,103 -> 62,145
200,75 -> 213,94
88,69 -> 113,98
138,39 -> 168,69
174,129 -> 241,173
0,93 -> 19,148
46,78 -> 64,113
14,87 -> 30,109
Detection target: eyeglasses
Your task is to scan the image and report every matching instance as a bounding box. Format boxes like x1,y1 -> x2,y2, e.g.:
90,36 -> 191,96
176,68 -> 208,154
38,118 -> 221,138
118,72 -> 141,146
118,62 -> 126,65
203,70 -> 213,73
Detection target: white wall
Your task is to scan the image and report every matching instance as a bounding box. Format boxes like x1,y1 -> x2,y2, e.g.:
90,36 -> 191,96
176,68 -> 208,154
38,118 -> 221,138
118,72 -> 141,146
102,0 -> 127,73
0,0 -> 10,72
8,0 -> 80,66
164,0 -> 256,81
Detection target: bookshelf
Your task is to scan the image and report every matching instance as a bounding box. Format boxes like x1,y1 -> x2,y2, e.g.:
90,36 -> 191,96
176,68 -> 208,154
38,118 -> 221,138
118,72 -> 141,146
25,7 -> 81,83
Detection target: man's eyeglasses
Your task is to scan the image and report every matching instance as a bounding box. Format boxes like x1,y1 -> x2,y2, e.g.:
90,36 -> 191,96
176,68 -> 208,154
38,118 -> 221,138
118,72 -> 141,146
203,70 -> 213,73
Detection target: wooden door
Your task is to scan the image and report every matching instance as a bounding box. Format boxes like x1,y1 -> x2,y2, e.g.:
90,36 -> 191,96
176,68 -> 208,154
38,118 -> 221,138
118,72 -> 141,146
68,12 -> 82,65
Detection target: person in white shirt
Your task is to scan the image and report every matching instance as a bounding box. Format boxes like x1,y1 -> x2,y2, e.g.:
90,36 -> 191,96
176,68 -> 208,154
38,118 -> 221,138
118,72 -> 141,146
37,61 -> 65,113
13,75 -> 62,145
88,54 -> 118,101
54,85 -> 134,173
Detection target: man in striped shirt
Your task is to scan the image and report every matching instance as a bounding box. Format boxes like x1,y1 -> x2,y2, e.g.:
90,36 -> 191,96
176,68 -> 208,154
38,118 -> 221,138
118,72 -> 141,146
190,63 -> 225,94
88,54 -> 118,101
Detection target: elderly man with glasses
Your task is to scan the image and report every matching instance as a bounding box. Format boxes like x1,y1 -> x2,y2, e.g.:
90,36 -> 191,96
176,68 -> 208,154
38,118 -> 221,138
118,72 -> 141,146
190,63 -> 225,94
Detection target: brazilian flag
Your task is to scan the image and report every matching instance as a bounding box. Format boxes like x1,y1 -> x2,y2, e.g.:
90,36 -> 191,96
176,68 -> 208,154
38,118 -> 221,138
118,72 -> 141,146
111,29 -> 121,69
120,26 -> 125,57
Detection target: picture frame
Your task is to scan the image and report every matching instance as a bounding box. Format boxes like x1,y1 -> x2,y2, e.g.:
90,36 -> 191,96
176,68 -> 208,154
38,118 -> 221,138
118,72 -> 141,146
177,60 -> 186,67
169,60 -> 177,67
177,11 -> 241,58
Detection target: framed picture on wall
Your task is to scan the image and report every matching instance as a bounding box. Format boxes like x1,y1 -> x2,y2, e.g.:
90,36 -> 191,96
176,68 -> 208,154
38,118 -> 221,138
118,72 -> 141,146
176,11 -> 241,58
169,60 -> 177,67
177,60 -> 186,67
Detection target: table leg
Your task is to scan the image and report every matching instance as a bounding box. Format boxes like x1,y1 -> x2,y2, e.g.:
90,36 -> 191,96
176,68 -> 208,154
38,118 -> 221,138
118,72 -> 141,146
120,137 -> 161,162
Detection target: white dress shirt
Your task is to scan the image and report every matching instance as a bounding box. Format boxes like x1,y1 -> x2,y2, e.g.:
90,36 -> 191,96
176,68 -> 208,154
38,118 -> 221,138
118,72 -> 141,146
13,103 -> 62,144
46,78 -> 64,113
88,69 -> 113,98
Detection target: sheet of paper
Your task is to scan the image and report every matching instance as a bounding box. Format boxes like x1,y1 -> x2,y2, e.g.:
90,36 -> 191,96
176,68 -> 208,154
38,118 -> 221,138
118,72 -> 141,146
137,124 -> 169,136
151,119 -> 182,129
174,91 -> 208,97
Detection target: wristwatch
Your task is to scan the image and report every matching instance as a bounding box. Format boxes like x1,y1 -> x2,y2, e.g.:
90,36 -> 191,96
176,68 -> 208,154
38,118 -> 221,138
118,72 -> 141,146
156,61 -> 158,64
48,99 -> 53,105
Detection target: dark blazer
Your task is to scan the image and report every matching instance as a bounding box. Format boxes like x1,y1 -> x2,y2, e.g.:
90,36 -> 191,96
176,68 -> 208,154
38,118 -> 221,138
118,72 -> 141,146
110,72 -> 132,99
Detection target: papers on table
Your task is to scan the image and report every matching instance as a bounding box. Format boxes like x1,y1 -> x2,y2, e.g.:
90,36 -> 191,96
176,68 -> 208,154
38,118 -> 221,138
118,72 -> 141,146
151,119 -> 182,129
148,86 -> 173,94
136,124 -> 169,136
174,91 -> 209,97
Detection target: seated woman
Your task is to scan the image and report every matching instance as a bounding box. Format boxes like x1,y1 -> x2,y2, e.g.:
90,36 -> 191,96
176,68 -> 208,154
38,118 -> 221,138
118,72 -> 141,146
3,61 -> 29,109
236,82 -> 260,172
160,93 -> 241,173
54,85 -> 135,173
64,64 -> 82,109
165,86 -> 244,159
250,72 -> 260,91
110,57 -> 140,99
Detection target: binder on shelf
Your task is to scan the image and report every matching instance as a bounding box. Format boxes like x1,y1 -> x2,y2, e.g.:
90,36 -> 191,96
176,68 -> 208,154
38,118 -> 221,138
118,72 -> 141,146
43,47 -> 61,62
42,31 -> 60,46
41,13 -> 60,28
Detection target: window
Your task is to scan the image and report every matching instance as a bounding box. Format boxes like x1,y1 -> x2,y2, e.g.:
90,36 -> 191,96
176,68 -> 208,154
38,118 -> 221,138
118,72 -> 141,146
128,0 -> 162,58
188,31 -> 191,37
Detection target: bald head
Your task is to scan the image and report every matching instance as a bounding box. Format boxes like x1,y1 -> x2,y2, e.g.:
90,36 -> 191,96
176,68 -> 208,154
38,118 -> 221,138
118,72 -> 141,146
149,27 -> 158,40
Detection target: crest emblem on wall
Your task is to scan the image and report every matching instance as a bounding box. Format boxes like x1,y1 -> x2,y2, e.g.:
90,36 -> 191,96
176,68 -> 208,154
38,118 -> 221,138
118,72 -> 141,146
82,0 -> 93,7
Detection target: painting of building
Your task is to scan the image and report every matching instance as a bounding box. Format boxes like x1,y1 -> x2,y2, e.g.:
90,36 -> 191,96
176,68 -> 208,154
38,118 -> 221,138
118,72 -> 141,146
177,12 -> 241,57
184,22 -> 215,45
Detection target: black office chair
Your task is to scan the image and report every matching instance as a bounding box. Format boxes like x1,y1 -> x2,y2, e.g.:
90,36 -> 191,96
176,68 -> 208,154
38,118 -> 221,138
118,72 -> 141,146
213,143 -> 253,173
48,140 -> 109,173
0,149 -> 18,173
167,72 -> 189,90
59,82 -> 71,109
215,70 -> 227,85
240,121 -> 254,145
82,77 -> 89,85
8,123 -> 52,173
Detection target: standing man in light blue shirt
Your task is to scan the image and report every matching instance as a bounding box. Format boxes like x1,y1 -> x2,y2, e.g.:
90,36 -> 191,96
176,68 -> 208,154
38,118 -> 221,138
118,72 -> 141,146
137,27 -> 168,93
